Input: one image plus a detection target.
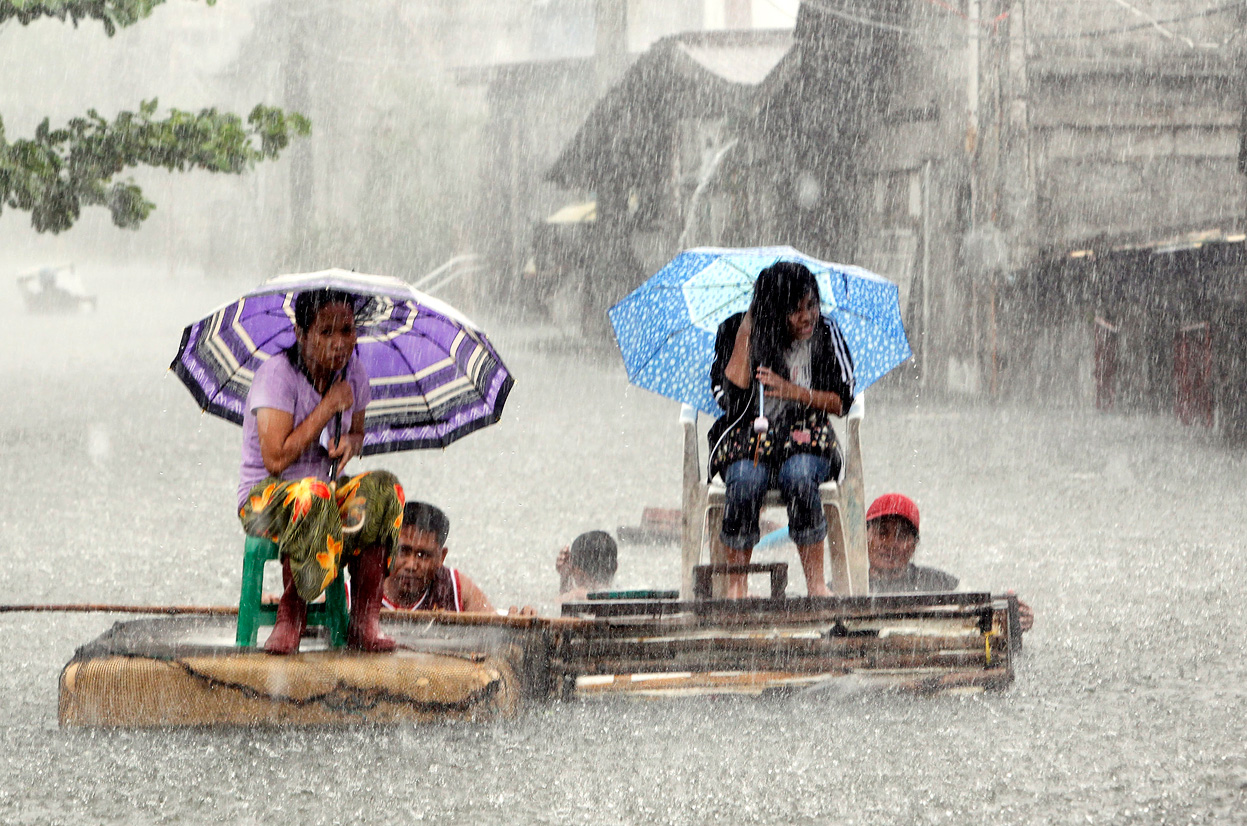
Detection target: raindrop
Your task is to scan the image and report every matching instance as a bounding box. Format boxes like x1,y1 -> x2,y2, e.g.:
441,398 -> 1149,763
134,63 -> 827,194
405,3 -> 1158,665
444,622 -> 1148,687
86,423 -> 111,467
795,171 -> 822,210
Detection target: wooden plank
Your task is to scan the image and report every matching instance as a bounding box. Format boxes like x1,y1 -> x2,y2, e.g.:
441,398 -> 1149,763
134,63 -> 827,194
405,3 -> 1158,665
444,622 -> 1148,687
571,665 -> 1014,696
1037,127 -> 1236,161
839,399 -> 870,594
382,609 -> 587,630
562,591 -> 998,622
1030,108 -> 1238,130
562,631 -> 998,658
557,648 -> 995,676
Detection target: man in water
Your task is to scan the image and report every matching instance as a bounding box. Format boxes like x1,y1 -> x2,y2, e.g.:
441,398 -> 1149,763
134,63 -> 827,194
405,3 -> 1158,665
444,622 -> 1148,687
867,492 -> 1034,632
382,501 -> 495,612
555,530 -> 618,602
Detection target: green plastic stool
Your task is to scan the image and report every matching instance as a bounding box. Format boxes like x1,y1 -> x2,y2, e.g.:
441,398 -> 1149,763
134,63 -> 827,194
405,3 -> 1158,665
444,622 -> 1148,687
235,535 -> 349,648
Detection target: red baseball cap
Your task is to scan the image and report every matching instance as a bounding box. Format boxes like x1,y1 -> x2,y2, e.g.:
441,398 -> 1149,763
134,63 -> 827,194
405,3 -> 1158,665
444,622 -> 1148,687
866,493 -> 920,533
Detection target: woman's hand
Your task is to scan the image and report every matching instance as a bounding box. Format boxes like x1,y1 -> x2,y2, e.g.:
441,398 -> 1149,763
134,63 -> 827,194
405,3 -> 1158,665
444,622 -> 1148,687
323,379 -> 355,414
555,545 -> 574,591
756,366 -> 801,400
756,366 -> 840,414
327,431 -> 363,469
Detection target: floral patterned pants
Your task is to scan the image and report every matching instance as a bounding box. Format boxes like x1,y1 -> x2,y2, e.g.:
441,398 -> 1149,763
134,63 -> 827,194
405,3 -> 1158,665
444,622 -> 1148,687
239,470 -> 405,601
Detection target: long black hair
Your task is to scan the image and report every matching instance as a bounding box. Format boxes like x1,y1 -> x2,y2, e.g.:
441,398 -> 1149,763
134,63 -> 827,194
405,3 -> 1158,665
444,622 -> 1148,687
747,261 -> 822,379
292,288 -> 364,333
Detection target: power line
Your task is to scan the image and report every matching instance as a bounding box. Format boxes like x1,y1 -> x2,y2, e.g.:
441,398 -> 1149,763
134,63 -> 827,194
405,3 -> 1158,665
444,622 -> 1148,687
804,0 -> 1242,49
1031,1 -> 1243,42
802,0 -> 916,34
760,0 -> 800,23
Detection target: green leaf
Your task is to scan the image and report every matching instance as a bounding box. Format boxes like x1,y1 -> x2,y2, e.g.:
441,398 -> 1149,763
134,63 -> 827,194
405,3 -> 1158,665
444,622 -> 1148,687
1,101 -> 311,233
0,1 -> 208,36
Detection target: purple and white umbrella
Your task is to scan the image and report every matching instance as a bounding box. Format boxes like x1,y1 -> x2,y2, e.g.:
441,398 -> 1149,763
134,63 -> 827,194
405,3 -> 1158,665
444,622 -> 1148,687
171,269 -> 513,454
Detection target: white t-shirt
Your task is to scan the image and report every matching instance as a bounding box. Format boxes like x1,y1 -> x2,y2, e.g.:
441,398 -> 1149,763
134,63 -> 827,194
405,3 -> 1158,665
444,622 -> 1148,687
764,339 -> 812,419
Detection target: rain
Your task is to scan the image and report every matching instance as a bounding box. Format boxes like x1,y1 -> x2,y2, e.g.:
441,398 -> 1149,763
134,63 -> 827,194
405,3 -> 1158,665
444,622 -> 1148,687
3,1 -> 1247,824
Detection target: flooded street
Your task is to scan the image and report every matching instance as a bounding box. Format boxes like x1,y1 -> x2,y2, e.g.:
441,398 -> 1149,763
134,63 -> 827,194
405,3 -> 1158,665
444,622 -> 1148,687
0,270 -> 1244,824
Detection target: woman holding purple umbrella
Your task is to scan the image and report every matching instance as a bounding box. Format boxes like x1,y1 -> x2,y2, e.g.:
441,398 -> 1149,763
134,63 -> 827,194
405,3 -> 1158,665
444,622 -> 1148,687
237,288 -> 404,654
708,262 -> 854,598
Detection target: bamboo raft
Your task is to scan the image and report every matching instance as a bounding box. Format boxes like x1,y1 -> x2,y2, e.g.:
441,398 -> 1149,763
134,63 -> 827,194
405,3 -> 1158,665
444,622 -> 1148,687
556,592 -> 1020,698
56,592 -> 1022,727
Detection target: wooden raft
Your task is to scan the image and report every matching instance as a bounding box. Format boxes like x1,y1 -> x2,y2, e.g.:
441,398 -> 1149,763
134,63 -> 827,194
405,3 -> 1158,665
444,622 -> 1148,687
552,592 -> 1021,698
58,593 -> 1020,726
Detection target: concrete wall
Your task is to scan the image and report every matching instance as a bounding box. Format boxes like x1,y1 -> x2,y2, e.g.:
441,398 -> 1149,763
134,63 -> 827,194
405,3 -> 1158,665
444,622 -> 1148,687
1027,59 -> 1243,250
850,0 -> 1247,397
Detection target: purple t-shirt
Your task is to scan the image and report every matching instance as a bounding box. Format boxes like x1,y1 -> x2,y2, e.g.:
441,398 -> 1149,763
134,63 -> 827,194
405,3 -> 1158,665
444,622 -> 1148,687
237,352 -> 372,508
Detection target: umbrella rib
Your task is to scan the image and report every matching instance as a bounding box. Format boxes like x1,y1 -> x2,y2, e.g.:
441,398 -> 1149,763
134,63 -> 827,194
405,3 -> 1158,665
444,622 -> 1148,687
372,312 -> 487,434
382,323 -> 437,422
200,311 -> 294,410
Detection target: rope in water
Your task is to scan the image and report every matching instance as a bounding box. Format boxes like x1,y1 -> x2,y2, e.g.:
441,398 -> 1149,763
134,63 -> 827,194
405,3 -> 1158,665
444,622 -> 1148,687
0,603 -> 238,616
0,603 -> 578,628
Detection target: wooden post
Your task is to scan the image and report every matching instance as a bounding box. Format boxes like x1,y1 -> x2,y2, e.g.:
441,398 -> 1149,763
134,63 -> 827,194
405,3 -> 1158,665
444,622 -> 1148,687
679,405 -> 705,600
840,394 -> 869,595
825,500 -> 850,596
707,507 -> 728,599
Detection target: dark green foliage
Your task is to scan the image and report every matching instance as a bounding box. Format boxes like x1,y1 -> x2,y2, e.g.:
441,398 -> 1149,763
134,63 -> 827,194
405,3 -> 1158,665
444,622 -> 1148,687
0,0 -> 191,37
0,103 -> 311,233
0,0 -> 311,233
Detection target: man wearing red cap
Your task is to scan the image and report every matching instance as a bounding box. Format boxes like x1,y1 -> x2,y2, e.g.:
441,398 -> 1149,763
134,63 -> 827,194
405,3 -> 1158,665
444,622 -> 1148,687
866,493 -> 1033,631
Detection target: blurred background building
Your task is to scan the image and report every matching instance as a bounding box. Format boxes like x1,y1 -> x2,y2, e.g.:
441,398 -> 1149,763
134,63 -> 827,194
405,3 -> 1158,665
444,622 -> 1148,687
4,0 -> 1245,434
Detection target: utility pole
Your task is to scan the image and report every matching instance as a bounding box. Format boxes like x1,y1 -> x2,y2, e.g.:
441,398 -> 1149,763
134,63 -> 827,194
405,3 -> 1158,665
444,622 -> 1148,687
724,0 -> 752,29
964,0 -> 1011,396
962,0 -> 983,394
283,0 -> 314,271
585,0 -> 631,337
595,0 -> 628,95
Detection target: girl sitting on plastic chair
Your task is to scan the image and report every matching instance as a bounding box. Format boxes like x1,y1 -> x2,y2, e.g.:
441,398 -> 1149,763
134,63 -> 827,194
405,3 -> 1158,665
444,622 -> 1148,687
707,262 -> 854,598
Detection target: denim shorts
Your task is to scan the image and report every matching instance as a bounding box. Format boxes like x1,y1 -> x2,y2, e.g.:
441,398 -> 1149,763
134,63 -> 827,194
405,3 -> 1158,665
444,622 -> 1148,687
719,453 -> 836,550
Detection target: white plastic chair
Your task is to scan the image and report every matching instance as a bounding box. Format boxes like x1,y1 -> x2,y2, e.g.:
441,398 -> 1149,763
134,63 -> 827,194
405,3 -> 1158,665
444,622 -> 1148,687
679,395 -> 868,599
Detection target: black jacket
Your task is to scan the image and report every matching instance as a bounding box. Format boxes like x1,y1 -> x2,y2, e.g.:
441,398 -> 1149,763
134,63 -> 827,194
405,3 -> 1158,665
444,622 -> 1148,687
707,312 -> 854,478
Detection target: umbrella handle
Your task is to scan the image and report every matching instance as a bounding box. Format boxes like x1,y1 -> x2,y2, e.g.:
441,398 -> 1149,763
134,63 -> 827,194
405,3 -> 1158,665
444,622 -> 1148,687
328,410 -> 343,482
326,364 -> 348,481
753,381 -> 769,434
752,382 -> 769,467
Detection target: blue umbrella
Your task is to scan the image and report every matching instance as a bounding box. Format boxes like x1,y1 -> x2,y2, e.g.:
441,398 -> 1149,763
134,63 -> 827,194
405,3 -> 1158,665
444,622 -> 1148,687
609,246 -> 912,415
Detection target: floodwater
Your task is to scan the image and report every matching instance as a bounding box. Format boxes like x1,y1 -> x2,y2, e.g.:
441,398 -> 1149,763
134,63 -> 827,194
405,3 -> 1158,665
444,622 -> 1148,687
2,268 -> 1245,825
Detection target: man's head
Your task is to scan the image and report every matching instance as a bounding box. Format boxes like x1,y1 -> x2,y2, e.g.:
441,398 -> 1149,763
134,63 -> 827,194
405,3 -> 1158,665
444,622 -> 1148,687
569,530 -> 618,590
388,502 -> 451,602
866,493 -> 920,574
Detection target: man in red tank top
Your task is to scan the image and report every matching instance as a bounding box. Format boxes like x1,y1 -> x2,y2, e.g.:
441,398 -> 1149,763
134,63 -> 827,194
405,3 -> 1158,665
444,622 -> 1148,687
382,501 -> 495,612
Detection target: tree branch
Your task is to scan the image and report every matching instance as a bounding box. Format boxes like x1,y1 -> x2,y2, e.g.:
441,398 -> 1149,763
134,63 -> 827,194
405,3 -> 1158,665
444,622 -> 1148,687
0,101 -> 311,233
0,0 -> 214,36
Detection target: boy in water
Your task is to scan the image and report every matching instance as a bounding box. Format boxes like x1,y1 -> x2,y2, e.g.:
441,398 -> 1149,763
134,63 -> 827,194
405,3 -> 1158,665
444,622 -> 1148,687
555,530 -> 618,603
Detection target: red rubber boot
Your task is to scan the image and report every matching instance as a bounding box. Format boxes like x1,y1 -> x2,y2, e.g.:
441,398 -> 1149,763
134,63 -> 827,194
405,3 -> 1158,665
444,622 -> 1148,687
346,546 -> 396,652
264,558 -> 307,655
